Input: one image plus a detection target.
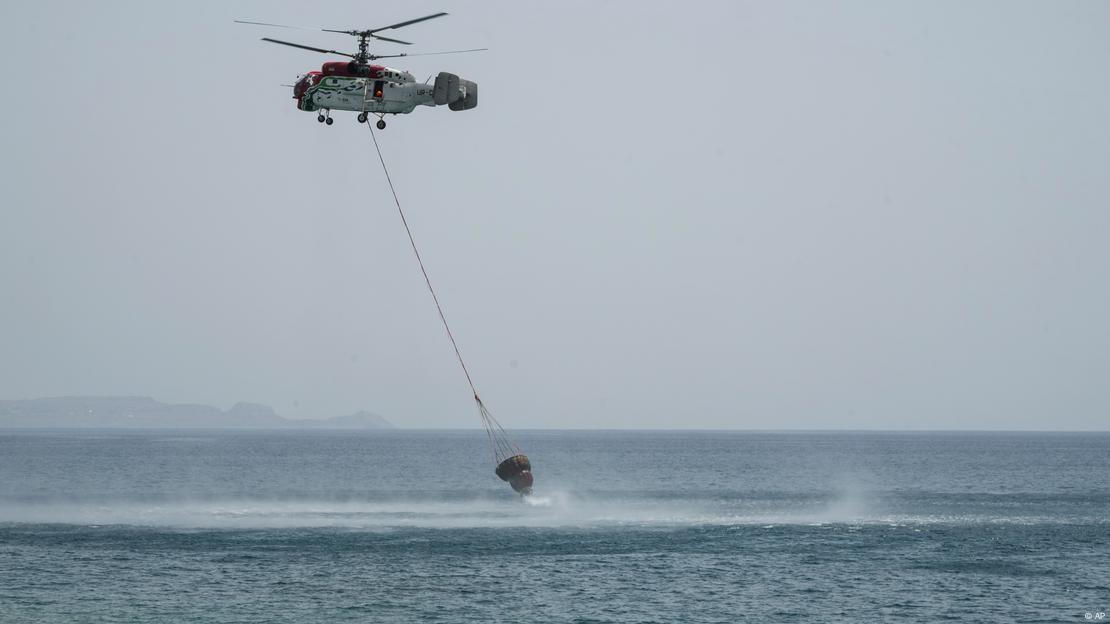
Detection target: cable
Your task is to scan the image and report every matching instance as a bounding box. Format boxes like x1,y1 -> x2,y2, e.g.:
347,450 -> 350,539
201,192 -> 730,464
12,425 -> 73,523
366,122 -> 520,462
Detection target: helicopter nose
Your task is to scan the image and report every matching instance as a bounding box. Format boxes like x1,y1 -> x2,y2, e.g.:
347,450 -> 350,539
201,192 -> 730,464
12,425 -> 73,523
292,77 -> 309,98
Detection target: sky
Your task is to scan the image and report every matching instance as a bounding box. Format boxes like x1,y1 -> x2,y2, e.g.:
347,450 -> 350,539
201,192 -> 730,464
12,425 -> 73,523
1,1 -> 1108,429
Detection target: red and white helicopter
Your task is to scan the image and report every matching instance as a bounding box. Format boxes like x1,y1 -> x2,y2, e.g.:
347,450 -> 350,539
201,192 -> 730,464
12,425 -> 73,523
237,12 -> 483,129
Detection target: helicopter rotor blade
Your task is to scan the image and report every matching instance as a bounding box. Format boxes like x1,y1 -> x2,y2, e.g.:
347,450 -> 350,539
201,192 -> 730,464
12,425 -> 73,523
318,28 -> 412,44
260,37 -> 356,58
321,12 -> 447,40
234,20 -> 316,31
241,13 -> 462,59
369,34 -> 413,45
387,48 -> 488,58
369,12 -> 448,34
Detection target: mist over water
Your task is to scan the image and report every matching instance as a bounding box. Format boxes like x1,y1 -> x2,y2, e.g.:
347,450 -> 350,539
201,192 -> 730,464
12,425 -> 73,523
2,430 -> 1108,622
0,490 -> 884,529
3,430 -> 1107,529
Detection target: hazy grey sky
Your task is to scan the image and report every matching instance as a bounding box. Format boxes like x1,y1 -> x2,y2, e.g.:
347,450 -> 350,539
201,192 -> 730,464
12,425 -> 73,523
1,1 -> 1107,429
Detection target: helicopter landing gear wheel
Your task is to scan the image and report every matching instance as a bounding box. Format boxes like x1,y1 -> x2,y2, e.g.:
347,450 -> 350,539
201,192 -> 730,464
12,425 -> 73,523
325,117 -> 334,125
357,112 -> 368,124
317,114 -> 326,123
376,119 -> 386,130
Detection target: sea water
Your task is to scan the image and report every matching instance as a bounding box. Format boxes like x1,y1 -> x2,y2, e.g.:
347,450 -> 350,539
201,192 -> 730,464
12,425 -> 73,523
0,430 -> 1107,622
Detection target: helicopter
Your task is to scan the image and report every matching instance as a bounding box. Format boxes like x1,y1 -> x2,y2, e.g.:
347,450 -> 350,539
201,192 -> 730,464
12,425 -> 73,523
236,12 -> 483,129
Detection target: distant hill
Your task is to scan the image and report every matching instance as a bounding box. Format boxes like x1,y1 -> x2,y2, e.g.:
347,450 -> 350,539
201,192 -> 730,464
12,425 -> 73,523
0,397 -> 393,429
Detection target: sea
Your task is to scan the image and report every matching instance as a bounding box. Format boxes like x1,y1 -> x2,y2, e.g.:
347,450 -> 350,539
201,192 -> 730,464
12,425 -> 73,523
0,430 -> 1107,623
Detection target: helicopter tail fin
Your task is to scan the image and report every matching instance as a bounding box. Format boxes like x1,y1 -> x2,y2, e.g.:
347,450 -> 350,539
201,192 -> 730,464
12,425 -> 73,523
433,72 -> 460,106
449,79 -> 477,111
